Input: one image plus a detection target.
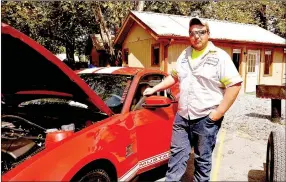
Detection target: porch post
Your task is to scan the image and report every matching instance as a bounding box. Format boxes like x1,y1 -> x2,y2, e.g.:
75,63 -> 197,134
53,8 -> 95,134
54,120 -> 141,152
271,99 -> 281,123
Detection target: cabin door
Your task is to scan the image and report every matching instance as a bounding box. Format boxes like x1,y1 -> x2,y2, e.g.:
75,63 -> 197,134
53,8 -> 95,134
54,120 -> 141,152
245,50 -> 260,93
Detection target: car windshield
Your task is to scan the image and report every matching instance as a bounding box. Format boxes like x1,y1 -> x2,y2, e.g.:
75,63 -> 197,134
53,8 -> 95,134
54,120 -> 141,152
79,74 -> 133,114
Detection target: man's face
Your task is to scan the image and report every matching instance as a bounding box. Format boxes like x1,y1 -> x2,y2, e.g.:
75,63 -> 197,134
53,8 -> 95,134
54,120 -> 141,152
189,24 -> 209,51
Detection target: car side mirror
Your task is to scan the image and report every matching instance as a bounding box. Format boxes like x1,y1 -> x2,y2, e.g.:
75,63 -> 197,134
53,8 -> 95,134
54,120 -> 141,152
142,96 -> 171,109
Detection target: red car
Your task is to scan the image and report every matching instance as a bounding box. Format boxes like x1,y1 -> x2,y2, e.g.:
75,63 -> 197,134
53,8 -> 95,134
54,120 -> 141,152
1,23 -> 179,181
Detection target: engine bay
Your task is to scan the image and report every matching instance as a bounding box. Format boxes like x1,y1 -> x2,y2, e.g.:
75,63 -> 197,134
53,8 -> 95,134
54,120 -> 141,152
1,97 -> 108,174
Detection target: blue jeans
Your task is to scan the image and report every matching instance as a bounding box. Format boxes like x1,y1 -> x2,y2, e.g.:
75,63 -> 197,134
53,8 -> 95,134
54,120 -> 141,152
165,113 -> 223,182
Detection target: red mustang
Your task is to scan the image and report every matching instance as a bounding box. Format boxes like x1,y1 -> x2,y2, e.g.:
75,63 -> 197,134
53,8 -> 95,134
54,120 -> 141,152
1,23 -> 179,181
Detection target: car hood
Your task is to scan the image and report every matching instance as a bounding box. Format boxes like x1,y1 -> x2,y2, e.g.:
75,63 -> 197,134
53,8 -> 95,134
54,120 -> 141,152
1,23 -> 113,116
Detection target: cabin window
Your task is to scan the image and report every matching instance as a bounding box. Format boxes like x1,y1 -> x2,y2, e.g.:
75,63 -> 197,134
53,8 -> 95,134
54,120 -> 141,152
232,49 -> 241,71
151,43 -> 160,66
264,50 -> 272,75
123,49 -> 129,65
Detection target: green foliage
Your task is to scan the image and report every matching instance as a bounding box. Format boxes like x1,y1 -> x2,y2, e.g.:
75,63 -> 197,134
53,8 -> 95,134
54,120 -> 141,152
264,1 -> 286,37
2,1 -> 99,58
201,1 -> 285,37
202,1 -> 261,24
1,1 -> 285,61
144,2 -> 208,16
40,1 -> 99,57
1,2 -> 49,44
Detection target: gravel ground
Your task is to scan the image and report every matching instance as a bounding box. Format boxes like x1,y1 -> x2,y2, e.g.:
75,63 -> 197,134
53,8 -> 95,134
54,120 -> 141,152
222,93 -> 286,141
148,93 -> 286,181
214,93 -> 286,181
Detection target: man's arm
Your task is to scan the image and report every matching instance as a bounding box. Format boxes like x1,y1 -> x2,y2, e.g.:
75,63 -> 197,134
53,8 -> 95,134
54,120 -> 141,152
143,75 -> 177,96
209,82 -> 241,121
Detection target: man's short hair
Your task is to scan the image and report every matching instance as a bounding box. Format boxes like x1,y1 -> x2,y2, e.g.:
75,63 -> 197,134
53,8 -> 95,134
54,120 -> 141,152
189,17 -> 210,32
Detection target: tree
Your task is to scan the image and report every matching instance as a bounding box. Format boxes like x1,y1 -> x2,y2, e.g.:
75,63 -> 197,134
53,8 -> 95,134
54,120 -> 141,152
143,1 -> 208,16
200,1 -> 286,37
1,1 -> 56,50
41,1 -> 99,62
2,1 -> 284,65
264,1 -> 286,38
2,1 -> 99,62
91,2 -> 114,58
90,1 -> 138,65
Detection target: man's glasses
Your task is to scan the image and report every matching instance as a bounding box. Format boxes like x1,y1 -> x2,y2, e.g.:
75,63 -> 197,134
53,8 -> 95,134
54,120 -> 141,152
189,30 -> 208,37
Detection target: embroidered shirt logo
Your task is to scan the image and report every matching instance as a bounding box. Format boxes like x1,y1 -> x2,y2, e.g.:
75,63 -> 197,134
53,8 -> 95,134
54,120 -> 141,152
205,57 -> 219,66
181,58 -> 188,63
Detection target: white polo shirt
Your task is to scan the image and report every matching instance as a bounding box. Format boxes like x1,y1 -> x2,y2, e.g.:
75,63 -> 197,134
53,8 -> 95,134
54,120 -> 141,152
171,42 -> 243,120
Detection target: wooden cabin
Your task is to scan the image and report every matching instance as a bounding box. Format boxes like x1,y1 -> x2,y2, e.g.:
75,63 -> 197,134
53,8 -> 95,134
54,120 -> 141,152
114,11 -> 286,93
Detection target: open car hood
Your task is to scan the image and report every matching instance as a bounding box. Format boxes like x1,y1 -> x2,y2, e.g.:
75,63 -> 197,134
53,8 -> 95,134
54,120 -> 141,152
1,23 -> 113,116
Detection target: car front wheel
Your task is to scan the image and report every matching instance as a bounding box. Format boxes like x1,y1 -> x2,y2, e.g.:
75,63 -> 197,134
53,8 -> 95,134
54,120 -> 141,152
78,169 -> 111,182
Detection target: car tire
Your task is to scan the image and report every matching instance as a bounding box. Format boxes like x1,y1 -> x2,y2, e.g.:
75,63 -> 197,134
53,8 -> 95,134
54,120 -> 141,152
78,169 -> 111,182
266,128 -> 286,182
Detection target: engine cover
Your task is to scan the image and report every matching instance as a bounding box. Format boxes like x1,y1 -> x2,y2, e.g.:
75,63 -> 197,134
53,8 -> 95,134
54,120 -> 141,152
1,138 -> 36,160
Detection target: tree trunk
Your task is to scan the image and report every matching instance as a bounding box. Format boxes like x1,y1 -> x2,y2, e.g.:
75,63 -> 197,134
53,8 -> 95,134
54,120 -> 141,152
66,42 -> 75,63
98,23 -> 106,49
136,1 -> 145,11
258,4 -> 267,29
93,2 -> 114,57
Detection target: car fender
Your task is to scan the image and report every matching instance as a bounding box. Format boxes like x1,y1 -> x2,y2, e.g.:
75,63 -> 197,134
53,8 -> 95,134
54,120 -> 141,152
62,151 -> 121,181
2,115 -> 136,181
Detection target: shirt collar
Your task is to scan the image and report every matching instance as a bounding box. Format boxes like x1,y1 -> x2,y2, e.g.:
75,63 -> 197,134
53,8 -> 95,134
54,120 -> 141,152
189,41 -> 217,58
189,41 -> 217,55
207,41 -> 218,53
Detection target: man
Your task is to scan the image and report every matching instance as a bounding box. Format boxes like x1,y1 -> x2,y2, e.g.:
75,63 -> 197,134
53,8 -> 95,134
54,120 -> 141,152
143,17 -> 243,182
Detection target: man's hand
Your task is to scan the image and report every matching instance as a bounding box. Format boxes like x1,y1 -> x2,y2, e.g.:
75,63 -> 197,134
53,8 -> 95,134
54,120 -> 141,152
142,75 -> 177,96
209,82 -> 242,122
209,109 -> 224,122
143,88 -> 156,96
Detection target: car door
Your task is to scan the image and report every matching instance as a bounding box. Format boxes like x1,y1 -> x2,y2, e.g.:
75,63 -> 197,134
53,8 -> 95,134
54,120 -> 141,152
130,74 -> 178,173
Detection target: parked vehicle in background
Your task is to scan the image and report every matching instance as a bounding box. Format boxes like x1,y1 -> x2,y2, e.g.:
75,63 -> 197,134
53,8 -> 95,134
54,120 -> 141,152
256,85 -> 286,182
1,23 -> 179,181
266,128 -> 286,182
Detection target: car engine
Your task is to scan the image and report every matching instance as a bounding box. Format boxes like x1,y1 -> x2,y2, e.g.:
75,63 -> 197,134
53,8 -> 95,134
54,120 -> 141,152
1,97 -> 108,174
1,115 -> 47,174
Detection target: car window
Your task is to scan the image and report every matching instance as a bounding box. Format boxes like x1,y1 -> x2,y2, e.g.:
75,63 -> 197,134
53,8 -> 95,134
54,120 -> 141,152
79,74 -> 133,114
131,74 -> 172,111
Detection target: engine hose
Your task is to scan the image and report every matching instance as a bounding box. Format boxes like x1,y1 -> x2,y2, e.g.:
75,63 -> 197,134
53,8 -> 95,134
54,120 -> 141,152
2,133 -> 45,141
1,115 -> 47,132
